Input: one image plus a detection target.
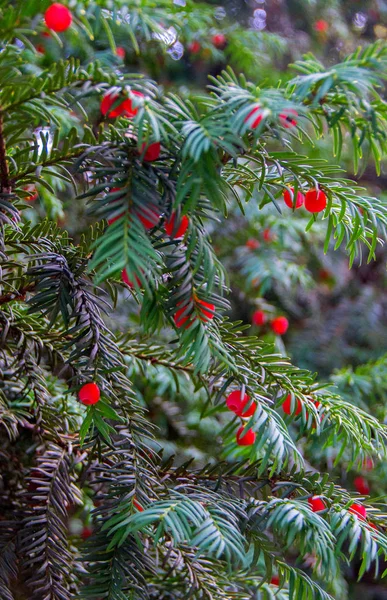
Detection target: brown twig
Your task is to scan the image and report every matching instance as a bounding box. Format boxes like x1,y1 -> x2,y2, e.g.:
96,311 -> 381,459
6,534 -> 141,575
0,283 -> 35,306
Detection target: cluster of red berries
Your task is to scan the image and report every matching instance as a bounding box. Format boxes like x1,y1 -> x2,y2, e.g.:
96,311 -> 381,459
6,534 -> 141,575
308,495 -> 370,524
226,390 -> 257,447
188,33 -> 227,55
44,3 -> 72,32
252,311 -> 289,336
244,106 -> 298,131
283,186 -> 327,214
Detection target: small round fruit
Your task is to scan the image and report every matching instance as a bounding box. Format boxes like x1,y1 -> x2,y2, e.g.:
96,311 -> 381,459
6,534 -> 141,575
116,47 -> 126,59
245,238 -> 260,250
308,496 -> 325,512
188,41 -> 201,54
101,90 -> 144,119
165,213 -> 189,239
283,187 -> 304,209
226,390 -> 257,418
279,109 -> 298,128
138,206 -> 160,229
314,20 -> 329,33
78,383 -> 101,405
81,526 -> 93,540
354,476 -> 370,495
263,228 -> 273,242
212,33 -> 227,49
196,297 -> 215,321
304,189 -> 327,213
44,3 -> 72,32
282,394 -> 302,416
270,576 -> 280,586
174,305 -> 193,329
236,425 -> 256,446
271,316 -> 289,335
133,498 -> 143,511
252,310 -> 266,326
349,503 -> 367,520
141,142 -> 161,162
244,106 -> 263,129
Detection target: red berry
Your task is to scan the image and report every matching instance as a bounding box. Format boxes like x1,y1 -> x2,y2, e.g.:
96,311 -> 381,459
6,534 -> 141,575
133,498 -> 143,511
78,383 -> 100,406
263,228 -> 273,242
141,142 -> 161,162
174,304 -> 193,329
271,316 -> 289,335
282,394 -> 302,416
252,310 -> 266,326
226,390 -> 257,418
196,297 -> 215,322
101,90 -> 144,119
279,109 -> 298,128
121,269 -> 142,289
349,503 -> 367,520
245,238 -> 260,250
81,526 -> 93,540
283,187 -> 304,209
36,44 -> 45,54
116,46 -> 126,58
23,186 -> 38,202
270,575 -> 280,586
236,425 -> 256,446
363,457 -> 374,471
369,522 -> 378,531
304,189 -> 327,213
165,213 -> 189,239
314,20 -> 329,33
138,206 -> 160,229
188,41 -> 201,54
354,476 -> 370,495
44,3 -> 72,32
245,106 -> 263,129
212,33 -> 227,49
308,496 -> 325,512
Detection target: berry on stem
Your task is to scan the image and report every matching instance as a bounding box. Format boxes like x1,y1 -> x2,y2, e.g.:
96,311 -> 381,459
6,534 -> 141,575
283,187 -> 304,209
165,213 -> 189,239
174,304 -> 193,329
188,41 -> 201,54
196,297 -> 215,322
245,238 -> 260,250
44,3 -> 72,32
354,476 -> 370,495
121,269 -> 142,289
78,383 -> 100,405
226,390 -> 257,418
349,503 -> 367,520
101,90 -> 144,119
279,109 -> 298,128
244,106 -> 263,129
140,142 -> 161,162
263,228 -> 273,242
304,189 -> 327,213
271,316 -> 289,335
282,394 -> 302,416
252,310 -> 266,326
81,526 -> 93,540
236,425 -> 256,446
133,497 -> 143,511
270,575 -> 280,586
212,33 -> 227,49
308,496 -> 325,512
116,47 -> 126,59
138,206 -> 160,229
314,20 -> 329,33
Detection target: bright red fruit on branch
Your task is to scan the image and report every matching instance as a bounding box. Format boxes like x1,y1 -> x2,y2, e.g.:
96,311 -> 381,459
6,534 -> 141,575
226,390 -> 257,418
141,142 -> 161,162
270,576 -> 280,586
304,189 -> 327,213
133,498 -> 143,512
282,394 -> 302,416
81,527 -> 93,540
165,213 -> 189,239
314,20 -> 329,33
244,106 -> 263,129
44,3 -> 72,32
236,425 -> 256,446
101,90 -> 144,119
23,186 -> 38,202
252,310 -> 266,326
174,305 -> 192,329
271,316 -> 289,335
263,228 -> 273,242
78,383 -> 101,405
212,33 -> 227,49
279,109 -> 298,128
188,41 -> 201,54
138,207 -> 160,229
245,238 -> 260,250
349,503 -> 367,520
121,269 -> 142,289
283,187 -> 304,209
354,476 -> 370,495
308,496 -> 325,512
116,47 -> 126,58
196,297 -> 215,321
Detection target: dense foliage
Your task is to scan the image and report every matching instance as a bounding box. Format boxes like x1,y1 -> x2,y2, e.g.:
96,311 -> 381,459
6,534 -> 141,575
1,1 -> 387,599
